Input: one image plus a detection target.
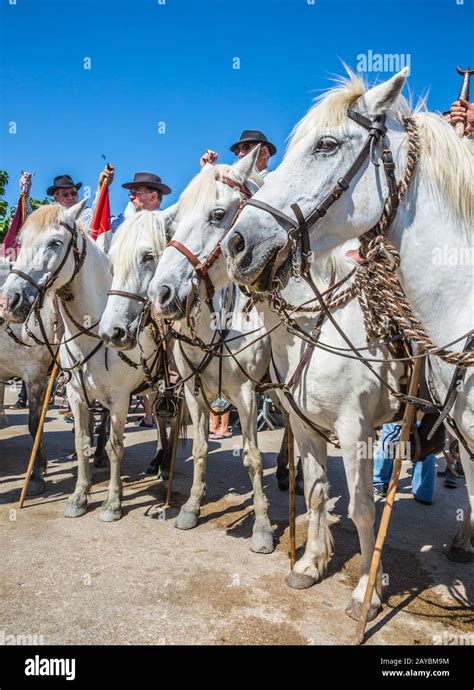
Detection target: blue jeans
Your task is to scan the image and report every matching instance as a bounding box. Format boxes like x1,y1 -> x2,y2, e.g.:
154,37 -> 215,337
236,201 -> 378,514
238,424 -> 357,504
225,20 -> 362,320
373,422 -> 436,503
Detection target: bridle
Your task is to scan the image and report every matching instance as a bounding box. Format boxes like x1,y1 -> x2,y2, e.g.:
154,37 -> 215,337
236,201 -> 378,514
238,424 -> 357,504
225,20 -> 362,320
10,220 -> 87,309
239,111 -> 398,286
8,220 -> 88,365
167,176 -> 253,306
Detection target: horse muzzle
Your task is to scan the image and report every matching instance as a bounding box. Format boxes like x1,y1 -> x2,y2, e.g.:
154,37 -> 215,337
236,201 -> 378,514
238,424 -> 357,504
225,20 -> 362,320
225,231 -> 292,293
100,324 -> 137,351
0,288 -> 30,323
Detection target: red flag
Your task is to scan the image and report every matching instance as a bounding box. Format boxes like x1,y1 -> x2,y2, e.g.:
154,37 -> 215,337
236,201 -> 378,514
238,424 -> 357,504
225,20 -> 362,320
1,194 -> 27,259
89,182 -> 111,240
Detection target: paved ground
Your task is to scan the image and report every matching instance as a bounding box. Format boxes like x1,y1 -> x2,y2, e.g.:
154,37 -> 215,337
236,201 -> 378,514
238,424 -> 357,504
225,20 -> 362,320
1,387 -> 473,646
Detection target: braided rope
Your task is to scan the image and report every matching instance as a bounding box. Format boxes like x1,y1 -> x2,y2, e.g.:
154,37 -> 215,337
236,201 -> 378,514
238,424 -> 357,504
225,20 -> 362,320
354,116 -> 474,368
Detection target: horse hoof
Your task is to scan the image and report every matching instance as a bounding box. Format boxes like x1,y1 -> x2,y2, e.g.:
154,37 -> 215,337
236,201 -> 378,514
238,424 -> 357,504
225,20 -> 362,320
26,477 -> 46,496
345,598 -> 382,622
93,454 -> 107,469
285,571 -> 318,590
64,500 -> 87,518
250,529 -> 275,554
295,481 -> 304,496
175,509 -> 199,530
99,507 -> 122,522
447,546 -> 473,563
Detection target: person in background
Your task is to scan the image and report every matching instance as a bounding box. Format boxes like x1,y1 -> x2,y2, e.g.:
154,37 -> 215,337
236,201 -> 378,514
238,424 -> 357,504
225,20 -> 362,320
200,130 -> 277,438
373,422 -> 436,505
200,128 -> 277,178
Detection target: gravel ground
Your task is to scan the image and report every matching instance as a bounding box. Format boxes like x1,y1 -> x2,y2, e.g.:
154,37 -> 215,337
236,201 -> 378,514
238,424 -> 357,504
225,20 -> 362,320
1,387 -> 473,646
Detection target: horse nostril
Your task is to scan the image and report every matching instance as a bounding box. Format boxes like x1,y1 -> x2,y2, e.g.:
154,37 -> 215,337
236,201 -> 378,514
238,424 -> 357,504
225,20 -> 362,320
230,232 -> 246,256
159,285 -> 172,307
9,292 -> 21,313
112,327 -> 126,343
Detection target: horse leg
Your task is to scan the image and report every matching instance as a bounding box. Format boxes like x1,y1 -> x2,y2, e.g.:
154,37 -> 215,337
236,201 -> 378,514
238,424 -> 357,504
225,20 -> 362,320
93,408 -> 110,468
160,415 -> 178,481
175,389 -> 207,530
276,412 -> 290,491
0,381 -> 8,428
24,376 -> 48,496
448,444 -> 474,563
286,419 -> 332,589
339,426 -> 383,622
146,415 -> 166,475
237,385 -> 274,553
64,394 -> 93,518
99,397 -> 129,522
275,411 -> 304,495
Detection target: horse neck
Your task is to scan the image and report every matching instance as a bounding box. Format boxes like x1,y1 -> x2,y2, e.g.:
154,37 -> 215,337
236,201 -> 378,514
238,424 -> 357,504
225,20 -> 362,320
388,177 -> 472,349
59,234 -> 111,334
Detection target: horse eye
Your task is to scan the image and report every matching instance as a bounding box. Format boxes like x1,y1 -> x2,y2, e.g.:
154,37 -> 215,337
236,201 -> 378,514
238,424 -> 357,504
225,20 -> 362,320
143,252 -> 155,262
49,240 -> 63,248
315,136 -> 338,153
210,208 -> 225,222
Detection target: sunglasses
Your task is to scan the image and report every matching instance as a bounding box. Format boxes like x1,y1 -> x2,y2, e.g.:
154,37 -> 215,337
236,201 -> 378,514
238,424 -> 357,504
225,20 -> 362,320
129,189 -> 151,198
57,189 -> 78,198
129,189 -> 162,198
235,142 -> 257,155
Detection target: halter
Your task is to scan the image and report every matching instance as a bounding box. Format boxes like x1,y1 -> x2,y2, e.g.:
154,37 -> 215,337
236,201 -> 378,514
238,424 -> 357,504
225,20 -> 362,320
235,111 -> 397,286
167,177 -> 252,303
10,220 -> 87,308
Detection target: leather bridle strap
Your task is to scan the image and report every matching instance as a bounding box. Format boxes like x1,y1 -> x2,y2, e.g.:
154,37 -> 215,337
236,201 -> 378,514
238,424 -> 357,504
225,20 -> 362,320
244,112 -> 389,244
168,239 -> 216,299
220,177 -> 252,199
9,220 -> 79,299
107,289 -> 147,304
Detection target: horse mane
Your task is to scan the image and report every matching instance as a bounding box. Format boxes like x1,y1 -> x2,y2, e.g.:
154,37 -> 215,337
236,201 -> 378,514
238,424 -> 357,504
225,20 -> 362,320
19,204 -> 63,241
177,163 -> 261,219
109,210 -> 168,275
286,69 -> 473,229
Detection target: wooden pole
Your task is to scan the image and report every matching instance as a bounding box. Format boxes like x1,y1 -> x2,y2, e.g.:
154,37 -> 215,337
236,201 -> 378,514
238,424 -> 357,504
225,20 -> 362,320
18,359 -> 59,509
164,397 -> 184,508
288,424 -> 296,568
18,301 -> 60,509
356,355 -> 423,644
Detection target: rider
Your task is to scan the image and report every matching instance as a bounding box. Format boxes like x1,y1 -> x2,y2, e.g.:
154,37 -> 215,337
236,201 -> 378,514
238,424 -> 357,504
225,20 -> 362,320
449,96 -> 474,137
45,168 -> 113,231
95,171 -> 172,254
199,128 -> 277,178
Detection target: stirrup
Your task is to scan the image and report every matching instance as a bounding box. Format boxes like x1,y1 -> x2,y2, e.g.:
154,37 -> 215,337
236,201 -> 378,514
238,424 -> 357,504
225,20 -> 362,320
154,393 -> 179,419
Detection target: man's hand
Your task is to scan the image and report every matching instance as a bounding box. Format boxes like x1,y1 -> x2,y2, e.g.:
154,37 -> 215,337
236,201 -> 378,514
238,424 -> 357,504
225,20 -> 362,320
19,171 -> 32,194
450,97 -> 474,135
98,163 -> 115,186
199,150 -> 218,169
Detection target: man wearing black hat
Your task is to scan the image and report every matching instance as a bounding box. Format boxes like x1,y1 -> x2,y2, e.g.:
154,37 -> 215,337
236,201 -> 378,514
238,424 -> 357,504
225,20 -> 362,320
97,171 -> 172,248
199,129 -> 277,177
43,166 -> 114,233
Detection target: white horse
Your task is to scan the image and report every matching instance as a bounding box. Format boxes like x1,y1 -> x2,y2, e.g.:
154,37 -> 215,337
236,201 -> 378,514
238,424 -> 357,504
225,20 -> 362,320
0,203 -> 170,520
99,210 -> 181,479
223,69 -> 474,566
147,151 -> 277,554
147,149 -> 405,618
0,258 -> 57,495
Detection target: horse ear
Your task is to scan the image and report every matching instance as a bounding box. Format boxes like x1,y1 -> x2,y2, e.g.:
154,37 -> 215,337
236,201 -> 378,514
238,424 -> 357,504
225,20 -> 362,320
63,198 -> 88,225
360,68 -> 408,116
233,144 -> 260,180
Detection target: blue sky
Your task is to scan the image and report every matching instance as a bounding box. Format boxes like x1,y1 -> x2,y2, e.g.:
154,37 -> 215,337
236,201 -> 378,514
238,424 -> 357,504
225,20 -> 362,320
1,0 -> 472,212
